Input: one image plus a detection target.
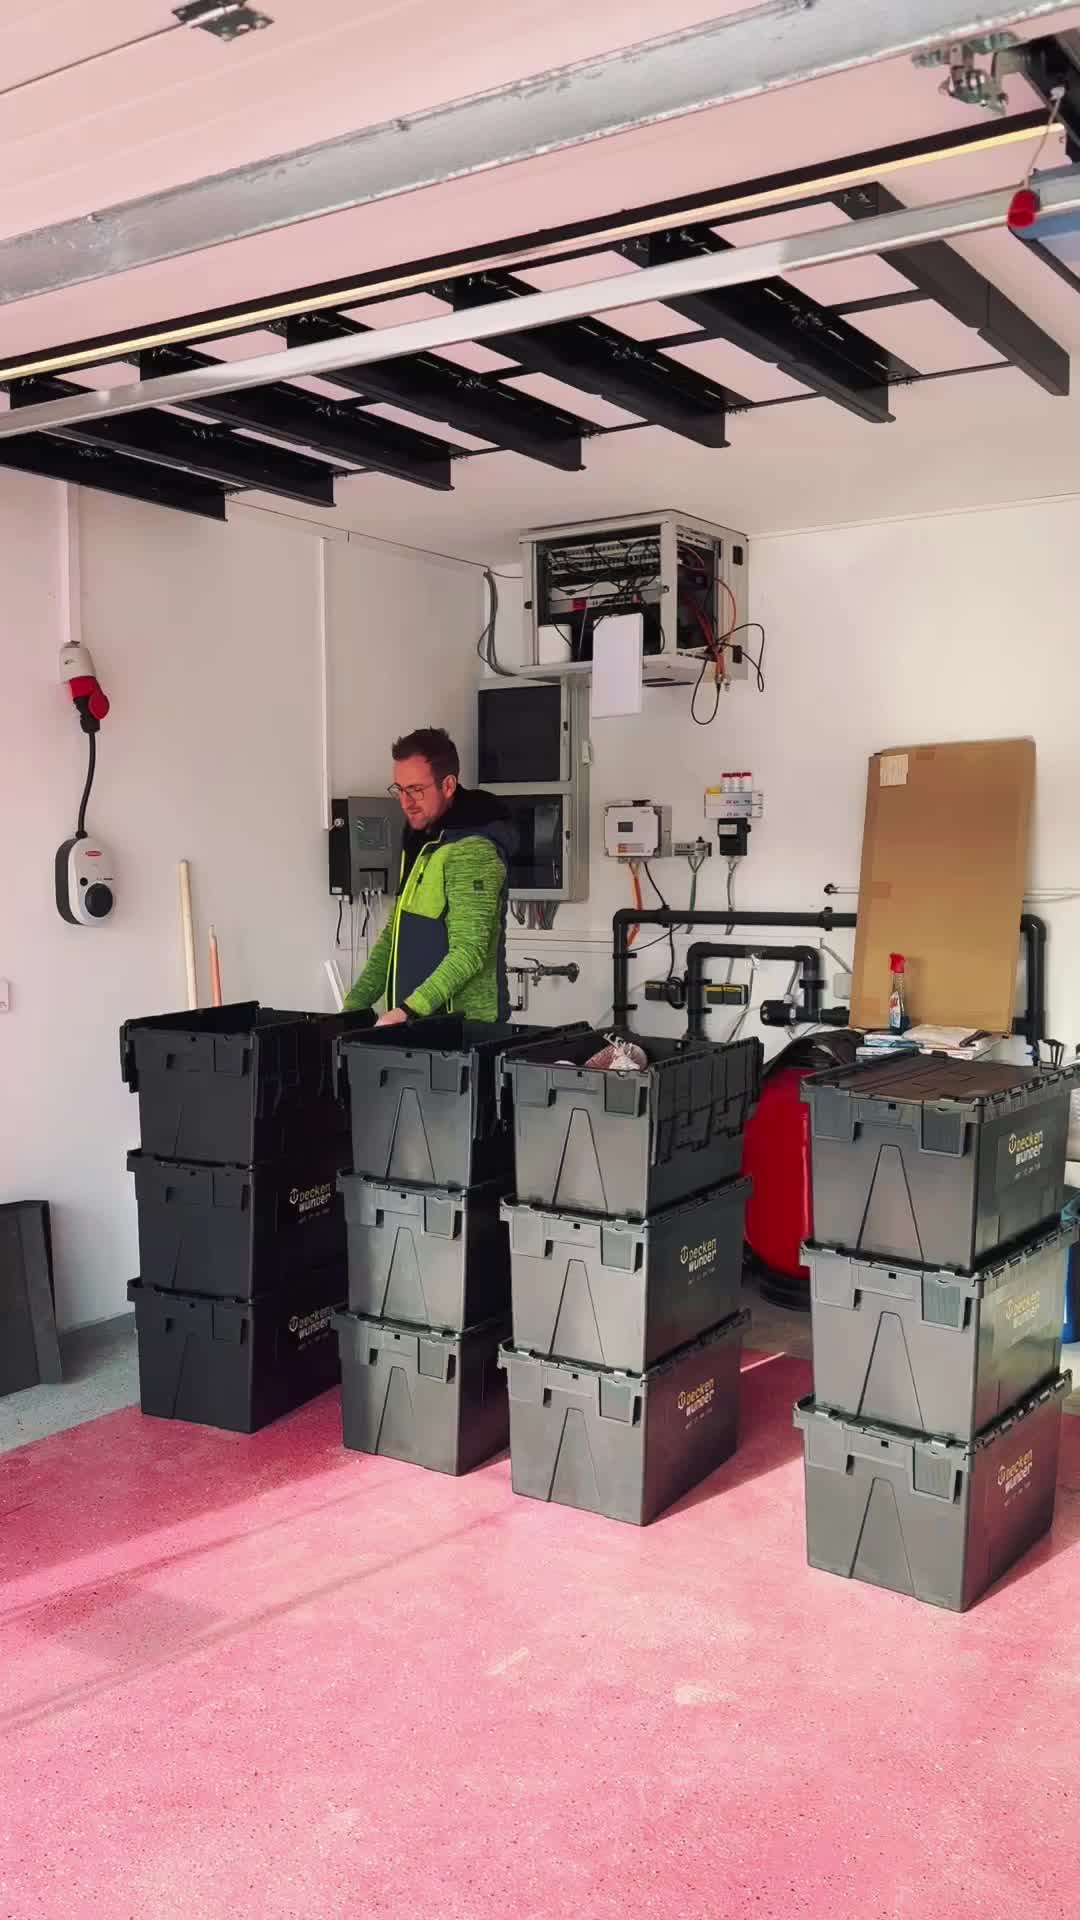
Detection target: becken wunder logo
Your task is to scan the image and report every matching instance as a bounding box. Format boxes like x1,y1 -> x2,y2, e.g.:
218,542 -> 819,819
1008,1128 -> 1045,1169
997,1447 -> 1034,1496
677,1377 -> 715,1418
288,1182 -> 334,1218
288,1305 -> 334,1342
680,1237 -> 718,1278
1002,1289 -> 1042,1330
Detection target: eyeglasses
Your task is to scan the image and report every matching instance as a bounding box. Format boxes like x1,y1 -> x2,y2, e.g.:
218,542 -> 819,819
388,780 -> 438,802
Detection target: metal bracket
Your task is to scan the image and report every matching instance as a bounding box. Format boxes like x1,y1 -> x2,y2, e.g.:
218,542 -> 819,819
174,2 -> 273,40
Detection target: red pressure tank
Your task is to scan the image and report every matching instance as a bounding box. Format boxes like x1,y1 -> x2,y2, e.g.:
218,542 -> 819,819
741,1030 -> 860,1308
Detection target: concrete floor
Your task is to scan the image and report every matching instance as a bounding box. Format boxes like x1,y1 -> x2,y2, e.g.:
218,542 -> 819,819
4,1345 -> 1080,1920
0,1314 -> 138,1453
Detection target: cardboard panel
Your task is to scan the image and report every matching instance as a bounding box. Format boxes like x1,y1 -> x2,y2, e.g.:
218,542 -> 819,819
850,739 -> 1034,1034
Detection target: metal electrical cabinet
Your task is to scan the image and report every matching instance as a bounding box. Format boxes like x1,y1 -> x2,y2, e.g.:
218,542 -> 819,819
328,797 -> 403,898
520,510 -> 750,686
476,678 -> 590,902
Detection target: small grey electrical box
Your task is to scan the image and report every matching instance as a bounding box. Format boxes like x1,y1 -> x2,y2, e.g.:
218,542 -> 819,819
328,796 -> 402,898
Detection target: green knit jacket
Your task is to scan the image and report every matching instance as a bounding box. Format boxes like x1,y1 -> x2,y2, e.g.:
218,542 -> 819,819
343,826 -> 511,1022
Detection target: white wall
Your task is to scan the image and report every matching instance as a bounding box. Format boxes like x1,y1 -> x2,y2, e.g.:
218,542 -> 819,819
5,476 -> 1079,1327
0,479 -> 482,1330
493,497 -> 1080,1059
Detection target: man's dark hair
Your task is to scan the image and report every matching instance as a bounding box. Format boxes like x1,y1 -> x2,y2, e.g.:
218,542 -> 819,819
392,726 -> 460,784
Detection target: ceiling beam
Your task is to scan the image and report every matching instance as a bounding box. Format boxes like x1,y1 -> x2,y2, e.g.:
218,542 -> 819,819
835,181 -> 1071,393
624,225 -> 906,422
2,170 -> 1079,440
10,376 -> 342,506
435,268 -> 737,445
0,434 -> 229,518
279,314 -> 586,472
0,2 -> 1073,308
138,345 -> 455,490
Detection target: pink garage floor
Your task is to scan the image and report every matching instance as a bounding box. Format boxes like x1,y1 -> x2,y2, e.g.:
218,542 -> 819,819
2,1353 -> 1079,1920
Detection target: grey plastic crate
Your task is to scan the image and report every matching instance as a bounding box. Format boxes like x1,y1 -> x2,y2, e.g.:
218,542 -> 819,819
341,1176 -> 509,1330
804,1055 -> 1078,1268
334,1310 -> 510,1475
339,1019 -> 584,1190
128,1139 -> 349,1300
128,1263 -> 343,1433
794,1372 -> 1070,1611
504,1030 -> 761,1220
805,1217 -> 1076,1440
500,1308 -> 748,1526
502,1178 -> 749,1371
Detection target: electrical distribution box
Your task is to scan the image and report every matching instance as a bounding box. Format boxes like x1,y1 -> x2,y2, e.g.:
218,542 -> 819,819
603,803 -> 672,861
520,511 -> 750,687
705,773 -> 763,821
475,678 -> 590,902
328,797 -> 403,899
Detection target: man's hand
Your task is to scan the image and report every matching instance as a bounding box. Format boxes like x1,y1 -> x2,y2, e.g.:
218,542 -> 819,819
375,1008 -> 409,1028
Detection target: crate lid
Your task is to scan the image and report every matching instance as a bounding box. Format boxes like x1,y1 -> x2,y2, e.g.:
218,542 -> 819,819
501,1307 -> 750,1386
802,1213 -> 1079,1294
794,1371 -> 1070,1457
822,1055 -> 1079,1105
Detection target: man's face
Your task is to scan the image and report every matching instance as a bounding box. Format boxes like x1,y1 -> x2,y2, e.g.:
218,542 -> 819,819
392,754 -> 457,832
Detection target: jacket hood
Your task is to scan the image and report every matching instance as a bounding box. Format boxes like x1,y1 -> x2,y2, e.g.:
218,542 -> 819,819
402,785 -> 519,868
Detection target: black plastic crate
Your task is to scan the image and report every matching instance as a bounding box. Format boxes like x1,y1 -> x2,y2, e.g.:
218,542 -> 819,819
504,1031 -> 761,1221
341,1176 -> 509,1330
804,1055 -> 1078,1268
0,1201 -> 61,1396
121,1002 -> 372,1166
128,1138 -> 349,1301
500,1308 -> 748,1526
128,1263 -> 343,1433
339,1018 -> 585,1190
805,1216 -> 1076,1440
502,1178 -> 750,1372
794,1372 -> 1070,1612
334,1310 -> 510,1474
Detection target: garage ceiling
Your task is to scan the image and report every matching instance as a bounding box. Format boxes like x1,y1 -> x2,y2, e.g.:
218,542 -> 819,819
3,2 -> 1080,549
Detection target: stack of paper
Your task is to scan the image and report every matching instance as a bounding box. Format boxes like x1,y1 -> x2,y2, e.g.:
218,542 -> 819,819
904,1025 -> 1003,1060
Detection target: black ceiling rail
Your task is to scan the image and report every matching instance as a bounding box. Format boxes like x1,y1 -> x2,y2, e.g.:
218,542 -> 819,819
277,312 -> 586,471
435,267 -> 737,446
623,225 -> 905,423
833,182 -> 1071,396
137,344 -> 455,491
0,109 -> 1048,388
0,432 -> 229,518
9,374 -> 342,507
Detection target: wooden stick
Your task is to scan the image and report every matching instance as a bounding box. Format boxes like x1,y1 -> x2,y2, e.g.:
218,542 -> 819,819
179,860 -> 198,1010
208,925 -> 223,1008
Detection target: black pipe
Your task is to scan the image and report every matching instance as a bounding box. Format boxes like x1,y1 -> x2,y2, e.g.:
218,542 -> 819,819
613,906 -> 1049,1046
1019,915 -> 1047,1050
612,908 -> 857,1026
685,942 -> 822,1042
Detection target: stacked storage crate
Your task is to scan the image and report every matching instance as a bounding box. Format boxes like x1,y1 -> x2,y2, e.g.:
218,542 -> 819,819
796,1055 -> 1080,1610
332,1019 -> 579,1475
121,1003 -> 354,1432
498,1029 -> 762,1525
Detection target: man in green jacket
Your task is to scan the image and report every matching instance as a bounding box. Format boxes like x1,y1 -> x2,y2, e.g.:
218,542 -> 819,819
344,727 -> 517,1027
